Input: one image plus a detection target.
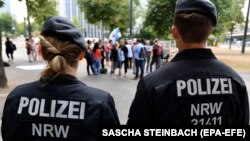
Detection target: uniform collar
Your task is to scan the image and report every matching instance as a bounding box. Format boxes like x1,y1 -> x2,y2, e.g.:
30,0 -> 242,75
171,48 -> 217,62
40,74 -> 85,86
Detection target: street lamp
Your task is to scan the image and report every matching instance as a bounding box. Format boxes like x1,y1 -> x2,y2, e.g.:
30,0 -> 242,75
130,0 -> 133,39
19,0 -> 32,39
242,0 -> 250,54
229,21 -> 236,50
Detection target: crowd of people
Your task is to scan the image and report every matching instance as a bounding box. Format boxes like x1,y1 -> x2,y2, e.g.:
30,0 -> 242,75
84,37 -> 169,79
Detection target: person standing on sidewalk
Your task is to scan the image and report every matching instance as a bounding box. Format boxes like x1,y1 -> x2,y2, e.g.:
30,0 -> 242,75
25,38 -> 32,62
2,16 -> 120,141
5,37 -> 15,63
127,0 -> 249,126
133,39 -> 145,80
85,40 -> 95,76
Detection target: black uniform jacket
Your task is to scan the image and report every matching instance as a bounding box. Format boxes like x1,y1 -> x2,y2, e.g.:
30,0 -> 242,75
2,74 -> 120,141
127,48 -> 249,126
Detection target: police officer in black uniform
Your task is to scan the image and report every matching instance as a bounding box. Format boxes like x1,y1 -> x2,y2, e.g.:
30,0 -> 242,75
127,0 -> 249,126
2,16 -> 120,141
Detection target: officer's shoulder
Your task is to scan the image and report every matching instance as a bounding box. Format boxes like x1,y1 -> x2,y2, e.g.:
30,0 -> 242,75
6,81 -> 38,99
214,59 -> 245,83
80,85 -> 113,101
143,64 -> 174,87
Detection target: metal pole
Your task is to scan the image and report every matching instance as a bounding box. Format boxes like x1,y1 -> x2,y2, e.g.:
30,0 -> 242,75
242,0 -> 250,54
101,20 -> 104,42
130,0 -> 133,39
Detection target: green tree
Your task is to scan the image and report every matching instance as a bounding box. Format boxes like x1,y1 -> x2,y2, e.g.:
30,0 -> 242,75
143,0 -> 245,39
0,13 -> 15,36
72,17 -> 84,32
18,0 -> 58,38
143,0 -> 176,38
211,0 -> 245,47
78,0 -> 140,33
16,22 -> 26,36
0,1 -> 8,88
27,0 -> 58,25
0,0 -> 4,7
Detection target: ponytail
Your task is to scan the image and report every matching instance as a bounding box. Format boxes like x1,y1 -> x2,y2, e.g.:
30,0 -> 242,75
39,36 -> 82,80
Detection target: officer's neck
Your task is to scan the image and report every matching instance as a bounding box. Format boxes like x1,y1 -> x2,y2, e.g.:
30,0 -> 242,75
65,67 -> 77,77
177,40 -> 206,52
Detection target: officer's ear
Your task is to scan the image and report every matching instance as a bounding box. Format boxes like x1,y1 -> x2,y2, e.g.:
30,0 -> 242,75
79,51 -> 85,60
171,26 -> 179,39
209,28 -> 214,36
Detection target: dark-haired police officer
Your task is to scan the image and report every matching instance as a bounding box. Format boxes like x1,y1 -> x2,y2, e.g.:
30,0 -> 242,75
1,16 -> 120,141
127,0 -> 249,126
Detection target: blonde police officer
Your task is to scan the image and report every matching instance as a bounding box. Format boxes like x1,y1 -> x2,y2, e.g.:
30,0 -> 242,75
2,16 -> 120,141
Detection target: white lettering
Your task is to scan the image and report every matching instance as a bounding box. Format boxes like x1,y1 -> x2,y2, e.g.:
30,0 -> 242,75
28,98 -> 40,116
206,79 -> 211,94
201,103 -> 210,116
56,100 -> 68,118
32,123 -> 42,136
177,80 -> 186,97
191,104 -> 199,117
177,78 -> 233,97
211,79 -> 220,94
102,129 -> 108,136
228,78 -> 233,94
198,79 -> 207,95
39,99 -> 50,117
210,102 -> 222,114
54,125 -> 69,138
32,123 -> 69,138
44,124 -> 54,137
18,98 -> 86,119
187,79 -> 197,95
68,101 -> 80,119
17,97 -> 29,114
220,78 -> 229,93
191,102 -> 223,116
80,102 -> 85,119
50,100 -> 56,118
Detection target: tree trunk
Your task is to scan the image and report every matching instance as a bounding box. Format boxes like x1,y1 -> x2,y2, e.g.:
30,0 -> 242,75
26,0 -> 32,39
0,25 -> 8,88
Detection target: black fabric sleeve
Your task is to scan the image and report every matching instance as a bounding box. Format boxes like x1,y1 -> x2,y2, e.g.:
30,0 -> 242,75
240,85 -> 249,125
127,79 -> 155,126
100,94 -> 120,127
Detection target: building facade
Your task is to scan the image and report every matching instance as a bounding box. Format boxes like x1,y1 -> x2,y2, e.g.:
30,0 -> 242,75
57,0 -> 103,38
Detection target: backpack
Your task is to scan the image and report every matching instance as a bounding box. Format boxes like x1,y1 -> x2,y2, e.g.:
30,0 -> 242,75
139,46 -> 146,58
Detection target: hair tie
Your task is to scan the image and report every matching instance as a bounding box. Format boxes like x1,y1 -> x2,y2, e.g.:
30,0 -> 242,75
54,53 -> 64,57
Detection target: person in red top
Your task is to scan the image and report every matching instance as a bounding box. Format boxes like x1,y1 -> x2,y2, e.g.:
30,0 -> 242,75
93,42 -> 101,76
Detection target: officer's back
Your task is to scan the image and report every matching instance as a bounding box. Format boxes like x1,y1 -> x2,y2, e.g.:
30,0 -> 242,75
1,16 -> 120,141
127,0 -> 249,126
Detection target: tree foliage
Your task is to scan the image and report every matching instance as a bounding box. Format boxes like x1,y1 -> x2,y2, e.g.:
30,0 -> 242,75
0,0 -> 8,88
0,13 -> 15,36
73,17 -> 84,32
143,0 -> 175,38
16,22 -> 26,36
78,0 -> 140,32
211,0 -> 245,35
25,0 -> 58,25
0,0 -> 4,7
143,0 -> 245,39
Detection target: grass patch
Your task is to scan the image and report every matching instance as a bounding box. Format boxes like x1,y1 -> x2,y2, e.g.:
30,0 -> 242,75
210,47 -> 250,73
